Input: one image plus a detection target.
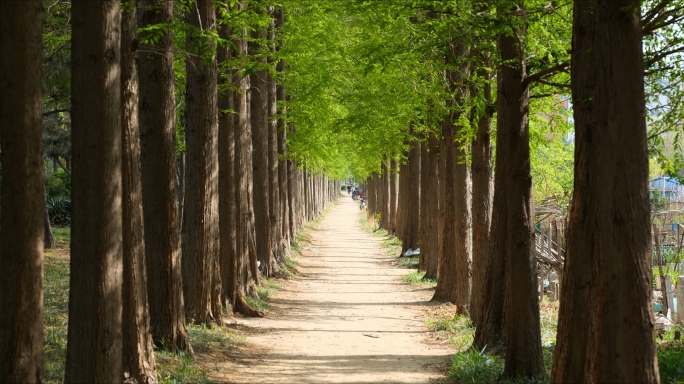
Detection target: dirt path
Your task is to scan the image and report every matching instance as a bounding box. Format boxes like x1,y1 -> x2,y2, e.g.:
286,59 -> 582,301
221,197 -> 453,384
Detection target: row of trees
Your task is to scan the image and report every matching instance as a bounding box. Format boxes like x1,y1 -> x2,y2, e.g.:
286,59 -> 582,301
0,0 -> 342,382
337,0 -> 682,381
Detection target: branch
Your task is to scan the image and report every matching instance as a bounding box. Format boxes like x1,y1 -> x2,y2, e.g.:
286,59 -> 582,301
524,62 -> 569,86
642,0 -> 673,28
534,78 -> 571,90
43,40 -> 70,63
645,45 -> 684,68
42,108 -> 70,118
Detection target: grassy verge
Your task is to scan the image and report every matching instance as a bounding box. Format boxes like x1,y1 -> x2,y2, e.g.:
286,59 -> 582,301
43,227 -> 246,384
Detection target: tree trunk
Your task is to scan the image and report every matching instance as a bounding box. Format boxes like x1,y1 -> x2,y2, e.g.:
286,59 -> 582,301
498,19 -> 544,377
44,188 -> 55,249
235,24 -> 261,309
218,8 -> 238,311
0,2 -> 44,381
66,2 -> 123,381
433,122 -> 457,303
277,8 -> 291,254
182,0 -> 221,325
120,5 -> 157,381
402,141 -> 421,252
551,1 -> 659,382
381,159 -> 390,231
267,6 -> 283,265
389,158 -> 398,235
138,0 -> 192,353
250,18 -> 275,277
423,135 -> 440,280
469,56 -> 494,327
471,42 -> 508,355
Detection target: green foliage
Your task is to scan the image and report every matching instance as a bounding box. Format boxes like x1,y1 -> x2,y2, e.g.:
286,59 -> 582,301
402,270 -> 436,286
44,256 -> 70,384
45,170 -> 71,199
47,196 -> 71,227
658,342 -> 684,384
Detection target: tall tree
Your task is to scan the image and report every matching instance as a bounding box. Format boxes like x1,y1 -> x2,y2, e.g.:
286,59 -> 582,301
65,1 -> 123,381
0,1 -> 45,382
401,140 -> 421,252
120,3 -> 157,382
138,0 -> 192,353
469,54 -> 494,326
234,12 -> 262,314
267,6 -> 283,264
218,5 -> 239,310
420,135 -> 439,280
182,0 -> 221,325
551,0 -> 659,381
250,10 -> 276,276
498,5 -> 544,375
276,8 -> 292,253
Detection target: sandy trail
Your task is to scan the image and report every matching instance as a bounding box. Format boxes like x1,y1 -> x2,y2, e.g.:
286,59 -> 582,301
223,196 -> 453,384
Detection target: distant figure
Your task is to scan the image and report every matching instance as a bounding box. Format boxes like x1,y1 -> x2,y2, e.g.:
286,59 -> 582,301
351,187 -> 358,200
347,185 -> 351,194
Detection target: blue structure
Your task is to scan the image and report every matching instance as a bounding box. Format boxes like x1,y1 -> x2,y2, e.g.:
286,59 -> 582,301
650,177 -> 684,203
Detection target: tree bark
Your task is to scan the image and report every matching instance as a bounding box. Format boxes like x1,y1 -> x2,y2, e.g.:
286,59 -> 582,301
421,135 -> 439,280
389,158 -> 398,235
401,141 -> 421,252
471,40 -> 508,355
218,8 -> 238,311
66,1 -> 123,381
235,23 -> 261,308
498,17 -> 544,377
551,1 -> 659,382
120,5 -> 157,381
250,17 -> 275,277
433,122 -> 457,303
182,0 -> 221,325
277,8 -> 291,254
469,56 -> 494,327
138,0 -> 192,353
0,2 -> 45,381
267,6 -> 283,264
44,194 -> 55,249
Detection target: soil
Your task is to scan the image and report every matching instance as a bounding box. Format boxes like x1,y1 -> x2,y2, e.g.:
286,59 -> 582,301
214,196 -> 454,384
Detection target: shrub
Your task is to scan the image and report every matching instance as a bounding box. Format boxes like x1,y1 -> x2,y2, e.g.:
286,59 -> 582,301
47,196 -> 71,226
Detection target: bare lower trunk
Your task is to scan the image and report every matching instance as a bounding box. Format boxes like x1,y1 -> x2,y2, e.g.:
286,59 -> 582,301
389,158 -> 398,235
551,1 -> 658,382
218,12 -> 238,310
401,141 -> 421,252
267,7 -> 282,265
0,2 -> 44,381
120,6 -> 157,381
138,0 -> 192,353
250,18 -> 275,277
469,61 -> 493,327
433,123 -> 456,302
66,2 -> 124,381
422,135 -> 439,280
182,0 -> 220,325
498,22 -> 544,377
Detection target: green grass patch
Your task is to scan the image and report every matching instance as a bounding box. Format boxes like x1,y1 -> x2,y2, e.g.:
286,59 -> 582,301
658,341 -> 684,384
401,270 -> 437,287
44,256 -> 70,384
155,349 -> 208,384
398,255 -> 419,268
382,235 -> 402,256
52,226 -> 71,245
245,278 -> 282,313
427,314 -> 474,351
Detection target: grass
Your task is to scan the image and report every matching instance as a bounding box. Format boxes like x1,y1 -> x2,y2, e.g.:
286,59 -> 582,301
658,341 -> 684,384
426,314 -> 474,351
244,278 -> 282,313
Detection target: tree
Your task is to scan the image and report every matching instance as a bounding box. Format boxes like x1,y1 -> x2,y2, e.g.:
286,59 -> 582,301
218,4 -> 239,311
551,0 -> 659,381
234,8 -> 262,314
120,2 -> 157,381
138,0 -> 192,353
419,134 -> 439,280
0,1 -> 45,381
250,9 -> 276,277
65,1 -> 123,381
182,0 -> 222,325
267,6 -> 283,264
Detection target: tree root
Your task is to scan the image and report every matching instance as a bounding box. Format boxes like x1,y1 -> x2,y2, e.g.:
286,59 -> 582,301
234,294 -> 264,318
